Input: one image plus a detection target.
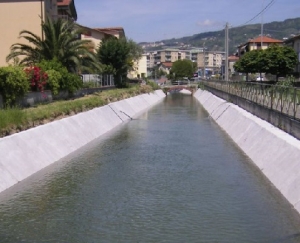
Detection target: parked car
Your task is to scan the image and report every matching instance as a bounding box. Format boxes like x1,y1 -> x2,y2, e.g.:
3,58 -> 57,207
256,76 -> 264,81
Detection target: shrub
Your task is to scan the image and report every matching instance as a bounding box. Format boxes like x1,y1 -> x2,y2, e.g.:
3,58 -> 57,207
46,70 -> 61,95
60,72 -> 83,95
37,59 -> 82,95
146,80 -> 160,90
0,66 -> 29,107
25,66 -> 48,92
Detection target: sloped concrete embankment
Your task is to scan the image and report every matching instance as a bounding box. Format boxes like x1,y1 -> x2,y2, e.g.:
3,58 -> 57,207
194,89 -> 300,215
0,90 -> 165,193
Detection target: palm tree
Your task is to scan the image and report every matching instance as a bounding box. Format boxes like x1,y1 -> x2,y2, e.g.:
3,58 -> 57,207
6,18 -> 98,73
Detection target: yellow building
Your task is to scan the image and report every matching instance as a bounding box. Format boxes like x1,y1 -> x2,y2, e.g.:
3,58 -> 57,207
128,54 -> 147,79
0,0 -> 77,66
78,25 -> 114,53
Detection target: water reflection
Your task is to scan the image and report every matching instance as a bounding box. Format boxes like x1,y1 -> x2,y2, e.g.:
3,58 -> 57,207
0,93 -> 300,242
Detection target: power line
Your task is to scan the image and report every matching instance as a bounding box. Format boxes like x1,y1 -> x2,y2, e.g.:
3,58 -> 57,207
234,0 -> 276,28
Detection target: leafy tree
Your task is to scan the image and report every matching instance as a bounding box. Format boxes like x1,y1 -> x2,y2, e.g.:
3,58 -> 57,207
6,18 -> 98,73
170,59 -> 195,80
0,66 -> 29,107
234,50 -> 266,81
97,37 -> 130,87
264,45 -> 298,81
127,39 -> 143,70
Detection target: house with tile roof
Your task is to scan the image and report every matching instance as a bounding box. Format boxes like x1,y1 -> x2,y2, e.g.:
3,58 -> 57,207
77,25 -> 115,53
158,62 -> 173,75
0,0 -> 77,66
237,36 -> 283,57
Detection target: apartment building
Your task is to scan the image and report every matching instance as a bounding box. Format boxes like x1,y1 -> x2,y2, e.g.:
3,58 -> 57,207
128,54 -> 147,79
145,48 -> 223,75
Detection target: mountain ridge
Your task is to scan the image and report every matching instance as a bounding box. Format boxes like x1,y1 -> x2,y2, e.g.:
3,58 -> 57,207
142,17 -> 300,54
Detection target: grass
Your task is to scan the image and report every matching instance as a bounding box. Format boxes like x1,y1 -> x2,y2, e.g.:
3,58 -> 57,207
0,84 -> 156,137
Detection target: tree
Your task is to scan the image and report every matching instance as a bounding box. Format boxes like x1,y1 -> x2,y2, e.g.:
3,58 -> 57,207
127,39 -> 143,70
97,37 -> 131,87
264,45 -> 298,81
170,59 -> 196,80
234,50 -> 266,81
6,18 -> 98,73
0,66 -> 29,108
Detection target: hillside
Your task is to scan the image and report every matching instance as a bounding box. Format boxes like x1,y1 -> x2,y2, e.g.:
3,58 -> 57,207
143,17 -> 300,54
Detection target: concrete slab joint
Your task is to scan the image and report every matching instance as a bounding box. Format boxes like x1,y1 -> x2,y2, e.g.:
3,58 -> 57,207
194,89 -> 300,216
0,90 -> 165,194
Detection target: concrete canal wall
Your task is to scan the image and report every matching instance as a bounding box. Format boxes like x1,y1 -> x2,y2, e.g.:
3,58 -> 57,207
194,89 -> 300,215
0,90 -> 165,193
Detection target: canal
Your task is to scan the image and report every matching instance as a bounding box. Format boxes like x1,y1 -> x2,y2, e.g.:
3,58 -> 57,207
0,93 -> 300,242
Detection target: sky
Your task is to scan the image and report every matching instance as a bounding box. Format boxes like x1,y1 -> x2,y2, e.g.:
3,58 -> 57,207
75,0 -> 300,43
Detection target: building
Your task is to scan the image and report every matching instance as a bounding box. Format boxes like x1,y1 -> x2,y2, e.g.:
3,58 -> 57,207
77,24 -> 113,52
284,34 -> 300,74
94,27 -> 126,39
128,54 -> 147,79
158,62 -> 173,75
56,0 -> 77,21
237,36 -> 283,57
0,0 -> 77,66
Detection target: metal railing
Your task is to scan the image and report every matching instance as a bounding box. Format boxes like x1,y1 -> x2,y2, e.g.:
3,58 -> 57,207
203,81 -> 300,120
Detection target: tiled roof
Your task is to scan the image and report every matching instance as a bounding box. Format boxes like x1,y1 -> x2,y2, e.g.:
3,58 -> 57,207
161,62 -> 173,68
248,36 -> 283,43
228,56 -> 239,61
238,36 -> 283,47
57,0 -> 72,6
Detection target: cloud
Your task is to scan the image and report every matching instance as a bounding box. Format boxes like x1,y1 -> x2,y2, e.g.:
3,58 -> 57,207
197,19 -> 222,27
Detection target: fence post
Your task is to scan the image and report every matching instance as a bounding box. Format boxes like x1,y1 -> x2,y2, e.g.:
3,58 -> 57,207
293,87 -> 297,118
270,87 -> 273,110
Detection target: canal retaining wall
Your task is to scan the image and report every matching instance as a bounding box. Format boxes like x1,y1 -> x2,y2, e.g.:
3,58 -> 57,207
0,90 -> 165,193
194,89 -> 300,215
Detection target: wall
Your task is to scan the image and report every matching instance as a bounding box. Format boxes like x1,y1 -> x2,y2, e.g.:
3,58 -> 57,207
0,90 -> 165,193
194,89 -> 300,215
0,0 -> 51,66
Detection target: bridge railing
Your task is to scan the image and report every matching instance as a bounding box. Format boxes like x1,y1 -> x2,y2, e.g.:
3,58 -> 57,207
202,81 -> 300,120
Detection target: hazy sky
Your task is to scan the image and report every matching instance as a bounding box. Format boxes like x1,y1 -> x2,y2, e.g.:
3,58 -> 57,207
75,0 -> 300,43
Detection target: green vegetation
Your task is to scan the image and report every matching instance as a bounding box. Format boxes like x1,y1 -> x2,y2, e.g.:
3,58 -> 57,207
6,18 -> 98,73
0,85 -> 157,137
234,45 -> 298,81
0,66 -> 29,107
169,59 -> 197,80
96,37 -> 143,87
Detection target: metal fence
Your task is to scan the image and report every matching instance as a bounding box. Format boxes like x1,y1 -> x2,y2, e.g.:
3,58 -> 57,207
203,81 -> 300,121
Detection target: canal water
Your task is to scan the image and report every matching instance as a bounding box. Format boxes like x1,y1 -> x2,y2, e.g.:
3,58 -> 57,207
0,93 -> 300,242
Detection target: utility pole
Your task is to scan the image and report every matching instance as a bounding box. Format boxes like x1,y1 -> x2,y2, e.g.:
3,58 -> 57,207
225,22 -> 229,81
203,43 -> 206,79
261,0 -> 264,47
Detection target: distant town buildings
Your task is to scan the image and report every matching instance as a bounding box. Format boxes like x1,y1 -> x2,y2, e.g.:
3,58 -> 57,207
144,48 -> 224,77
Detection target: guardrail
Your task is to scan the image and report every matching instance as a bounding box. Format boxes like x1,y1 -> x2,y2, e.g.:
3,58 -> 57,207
202,81 -> 300,121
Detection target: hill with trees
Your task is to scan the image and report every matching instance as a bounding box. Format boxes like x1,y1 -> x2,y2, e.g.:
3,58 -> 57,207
143,17 -> 300,54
